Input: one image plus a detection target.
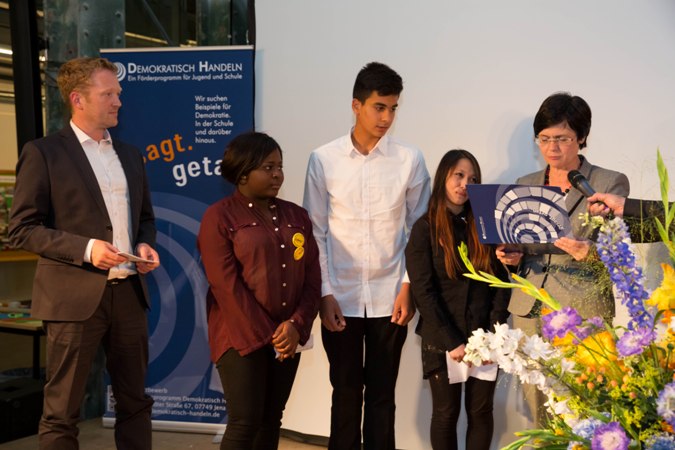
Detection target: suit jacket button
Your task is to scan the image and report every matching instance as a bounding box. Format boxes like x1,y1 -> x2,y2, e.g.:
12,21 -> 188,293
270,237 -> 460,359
106,225 -> 113,231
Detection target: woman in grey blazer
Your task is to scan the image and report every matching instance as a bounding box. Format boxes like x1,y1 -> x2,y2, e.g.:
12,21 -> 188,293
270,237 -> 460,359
496,92 -> 629,425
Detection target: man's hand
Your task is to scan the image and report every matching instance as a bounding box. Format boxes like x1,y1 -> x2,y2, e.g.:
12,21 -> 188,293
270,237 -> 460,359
554,237 -> 592,261
135,243 -> 160,274
319,295 -> 346,332
587,193 -> 626,217
272,320 -> 300,361
496,244 -> 523,267
91,240 -> 126,270
391,283 -> 415,326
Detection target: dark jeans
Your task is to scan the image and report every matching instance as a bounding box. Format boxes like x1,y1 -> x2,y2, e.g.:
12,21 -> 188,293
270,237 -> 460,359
428,371 -> 497,450
216,346 -> 300,450
321,316 -> 408,450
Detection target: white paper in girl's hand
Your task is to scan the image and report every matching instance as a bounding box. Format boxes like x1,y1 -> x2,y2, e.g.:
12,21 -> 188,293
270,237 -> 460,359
446,353 -> 498,384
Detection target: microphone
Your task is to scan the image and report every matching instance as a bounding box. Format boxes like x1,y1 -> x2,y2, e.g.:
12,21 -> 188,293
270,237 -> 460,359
567,170 -> 596,197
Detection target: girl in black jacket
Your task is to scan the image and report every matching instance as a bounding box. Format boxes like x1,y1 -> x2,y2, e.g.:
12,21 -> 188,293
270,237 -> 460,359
405,149 -> 511,450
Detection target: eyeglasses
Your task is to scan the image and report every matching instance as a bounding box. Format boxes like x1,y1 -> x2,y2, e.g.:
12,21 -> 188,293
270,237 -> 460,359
535,136 -> 576,146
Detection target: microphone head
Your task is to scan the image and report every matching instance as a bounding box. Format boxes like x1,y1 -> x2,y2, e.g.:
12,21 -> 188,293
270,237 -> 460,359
567,170 -> 583,184
567,170 -> 596,197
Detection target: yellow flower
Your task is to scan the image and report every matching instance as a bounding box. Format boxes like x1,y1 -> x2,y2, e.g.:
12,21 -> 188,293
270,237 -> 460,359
655,334 -> 675,370
575,331 -> 617,369
646,264 -> 675,311
553,333 -> 574,348
538,288 -> 554,305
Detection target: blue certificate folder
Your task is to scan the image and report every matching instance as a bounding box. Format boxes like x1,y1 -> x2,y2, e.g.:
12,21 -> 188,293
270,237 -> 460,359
466,184 -> 572,244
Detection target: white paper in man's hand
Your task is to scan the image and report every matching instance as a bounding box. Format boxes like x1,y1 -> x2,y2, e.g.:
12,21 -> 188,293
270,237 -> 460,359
117,251 -> 156,264
446,353 -> 498,384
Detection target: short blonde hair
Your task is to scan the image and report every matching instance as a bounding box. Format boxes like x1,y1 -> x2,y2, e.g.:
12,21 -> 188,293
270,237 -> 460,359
57,57 -> 117,109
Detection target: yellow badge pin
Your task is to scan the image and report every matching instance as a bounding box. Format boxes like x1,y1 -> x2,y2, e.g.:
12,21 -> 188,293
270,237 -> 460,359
292,232 -> 305,248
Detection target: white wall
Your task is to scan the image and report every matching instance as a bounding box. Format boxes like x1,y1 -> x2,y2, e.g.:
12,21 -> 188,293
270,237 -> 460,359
255,1 -> 675,449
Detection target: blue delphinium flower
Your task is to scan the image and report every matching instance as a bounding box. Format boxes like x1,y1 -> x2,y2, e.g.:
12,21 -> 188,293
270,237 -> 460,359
596,218 -> 653,329
542,306 -> 583,340
616,326 -> 657,357
657,382 -> 675,428
646,434 -> 675,450
591,422 -> 629,450
569,418 -> 604,449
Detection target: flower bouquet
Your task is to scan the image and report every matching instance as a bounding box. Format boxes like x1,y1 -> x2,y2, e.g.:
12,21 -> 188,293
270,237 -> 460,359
459,150 -> 675,450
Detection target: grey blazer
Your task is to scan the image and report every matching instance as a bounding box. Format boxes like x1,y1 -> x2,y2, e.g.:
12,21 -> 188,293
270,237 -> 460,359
8,126 -> 156,321
508,156 -> 629,319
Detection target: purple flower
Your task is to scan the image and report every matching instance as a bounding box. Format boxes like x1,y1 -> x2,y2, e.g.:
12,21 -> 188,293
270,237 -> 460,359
657,382 -> 675,428
591,422 -> 629,450
586,316 -> 605,328
542,306 -> 583,340
616,327 -> 656,357
573,316 -> 606,343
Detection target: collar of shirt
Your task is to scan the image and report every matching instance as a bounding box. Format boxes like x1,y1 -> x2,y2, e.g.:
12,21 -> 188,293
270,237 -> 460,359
231,189 -> 279,210
70,121 -> 112,145
344,129 -> 390,158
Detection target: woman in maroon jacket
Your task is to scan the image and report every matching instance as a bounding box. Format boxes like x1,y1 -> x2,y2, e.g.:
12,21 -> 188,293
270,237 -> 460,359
198,132 -> 321,449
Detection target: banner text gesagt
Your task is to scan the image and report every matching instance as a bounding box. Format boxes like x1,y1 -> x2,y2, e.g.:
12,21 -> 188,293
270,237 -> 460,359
101,46 -> 254,429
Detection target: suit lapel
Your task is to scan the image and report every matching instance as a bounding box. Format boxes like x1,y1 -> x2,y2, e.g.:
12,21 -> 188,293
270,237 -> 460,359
565,156 -> 592,215
565,187 -> 583,214
59,127 -> 111,221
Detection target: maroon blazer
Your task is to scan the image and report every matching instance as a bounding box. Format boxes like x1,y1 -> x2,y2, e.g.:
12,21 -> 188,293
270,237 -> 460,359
198,191 -> 321,361
8,126 -> 156,321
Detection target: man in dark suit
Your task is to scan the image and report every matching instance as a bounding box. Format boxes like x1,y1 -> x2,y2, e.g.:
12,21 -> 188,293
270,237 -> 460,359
588,192 -> 673,243
8,57 -> 160,450
588,192 -> 666,219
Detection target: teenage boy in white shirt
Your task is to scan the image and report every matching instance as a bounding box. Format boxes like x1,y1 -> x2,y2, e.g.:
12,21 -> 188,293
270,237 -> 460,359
303,62 -> 431,450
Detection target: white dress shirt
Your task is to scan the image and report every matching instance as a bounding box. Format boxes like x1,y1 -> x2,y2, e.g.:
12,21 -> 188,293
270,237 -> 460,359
303,132 -> 431,318
71,122 -> 136,279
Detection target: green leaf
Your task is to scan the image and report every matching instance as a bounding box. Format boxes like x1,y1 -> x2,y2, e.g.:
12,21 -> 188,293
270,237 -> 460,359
458,239 -> 564,311
657,149 -> 670,206
500,436 -> 532,450
655,149 -> 674,263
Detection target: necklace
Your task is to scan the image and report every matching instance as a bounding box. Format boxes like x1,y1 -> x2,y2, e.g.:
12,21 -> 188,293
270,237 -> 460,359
544,165 -> 571,194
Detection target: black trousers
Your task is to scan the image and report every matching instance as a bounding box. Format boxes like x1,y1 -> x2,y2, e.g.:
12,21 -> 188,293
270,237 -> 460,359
216,346 -> 300,450
40,276 -> 152,450
321,316 -> 408,450
427,371 -> 497,450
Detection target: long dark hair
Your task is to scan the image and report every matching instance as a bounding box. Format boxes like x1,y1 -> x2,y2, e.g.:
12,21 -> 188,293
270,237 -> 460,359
428,149 -> 493,279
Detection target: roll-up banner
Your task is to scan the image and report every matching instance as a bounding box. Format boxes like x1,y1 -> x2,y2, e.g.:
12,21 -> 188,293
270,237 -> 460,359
100,46 -> 254,431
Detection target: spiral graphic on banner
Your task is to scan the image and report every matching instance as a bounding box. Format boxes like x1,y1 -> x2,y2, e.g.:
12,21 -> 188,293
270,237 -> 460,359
494,185 -> 568,244
142,192 -> 226,423
113,62 -> 127,81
